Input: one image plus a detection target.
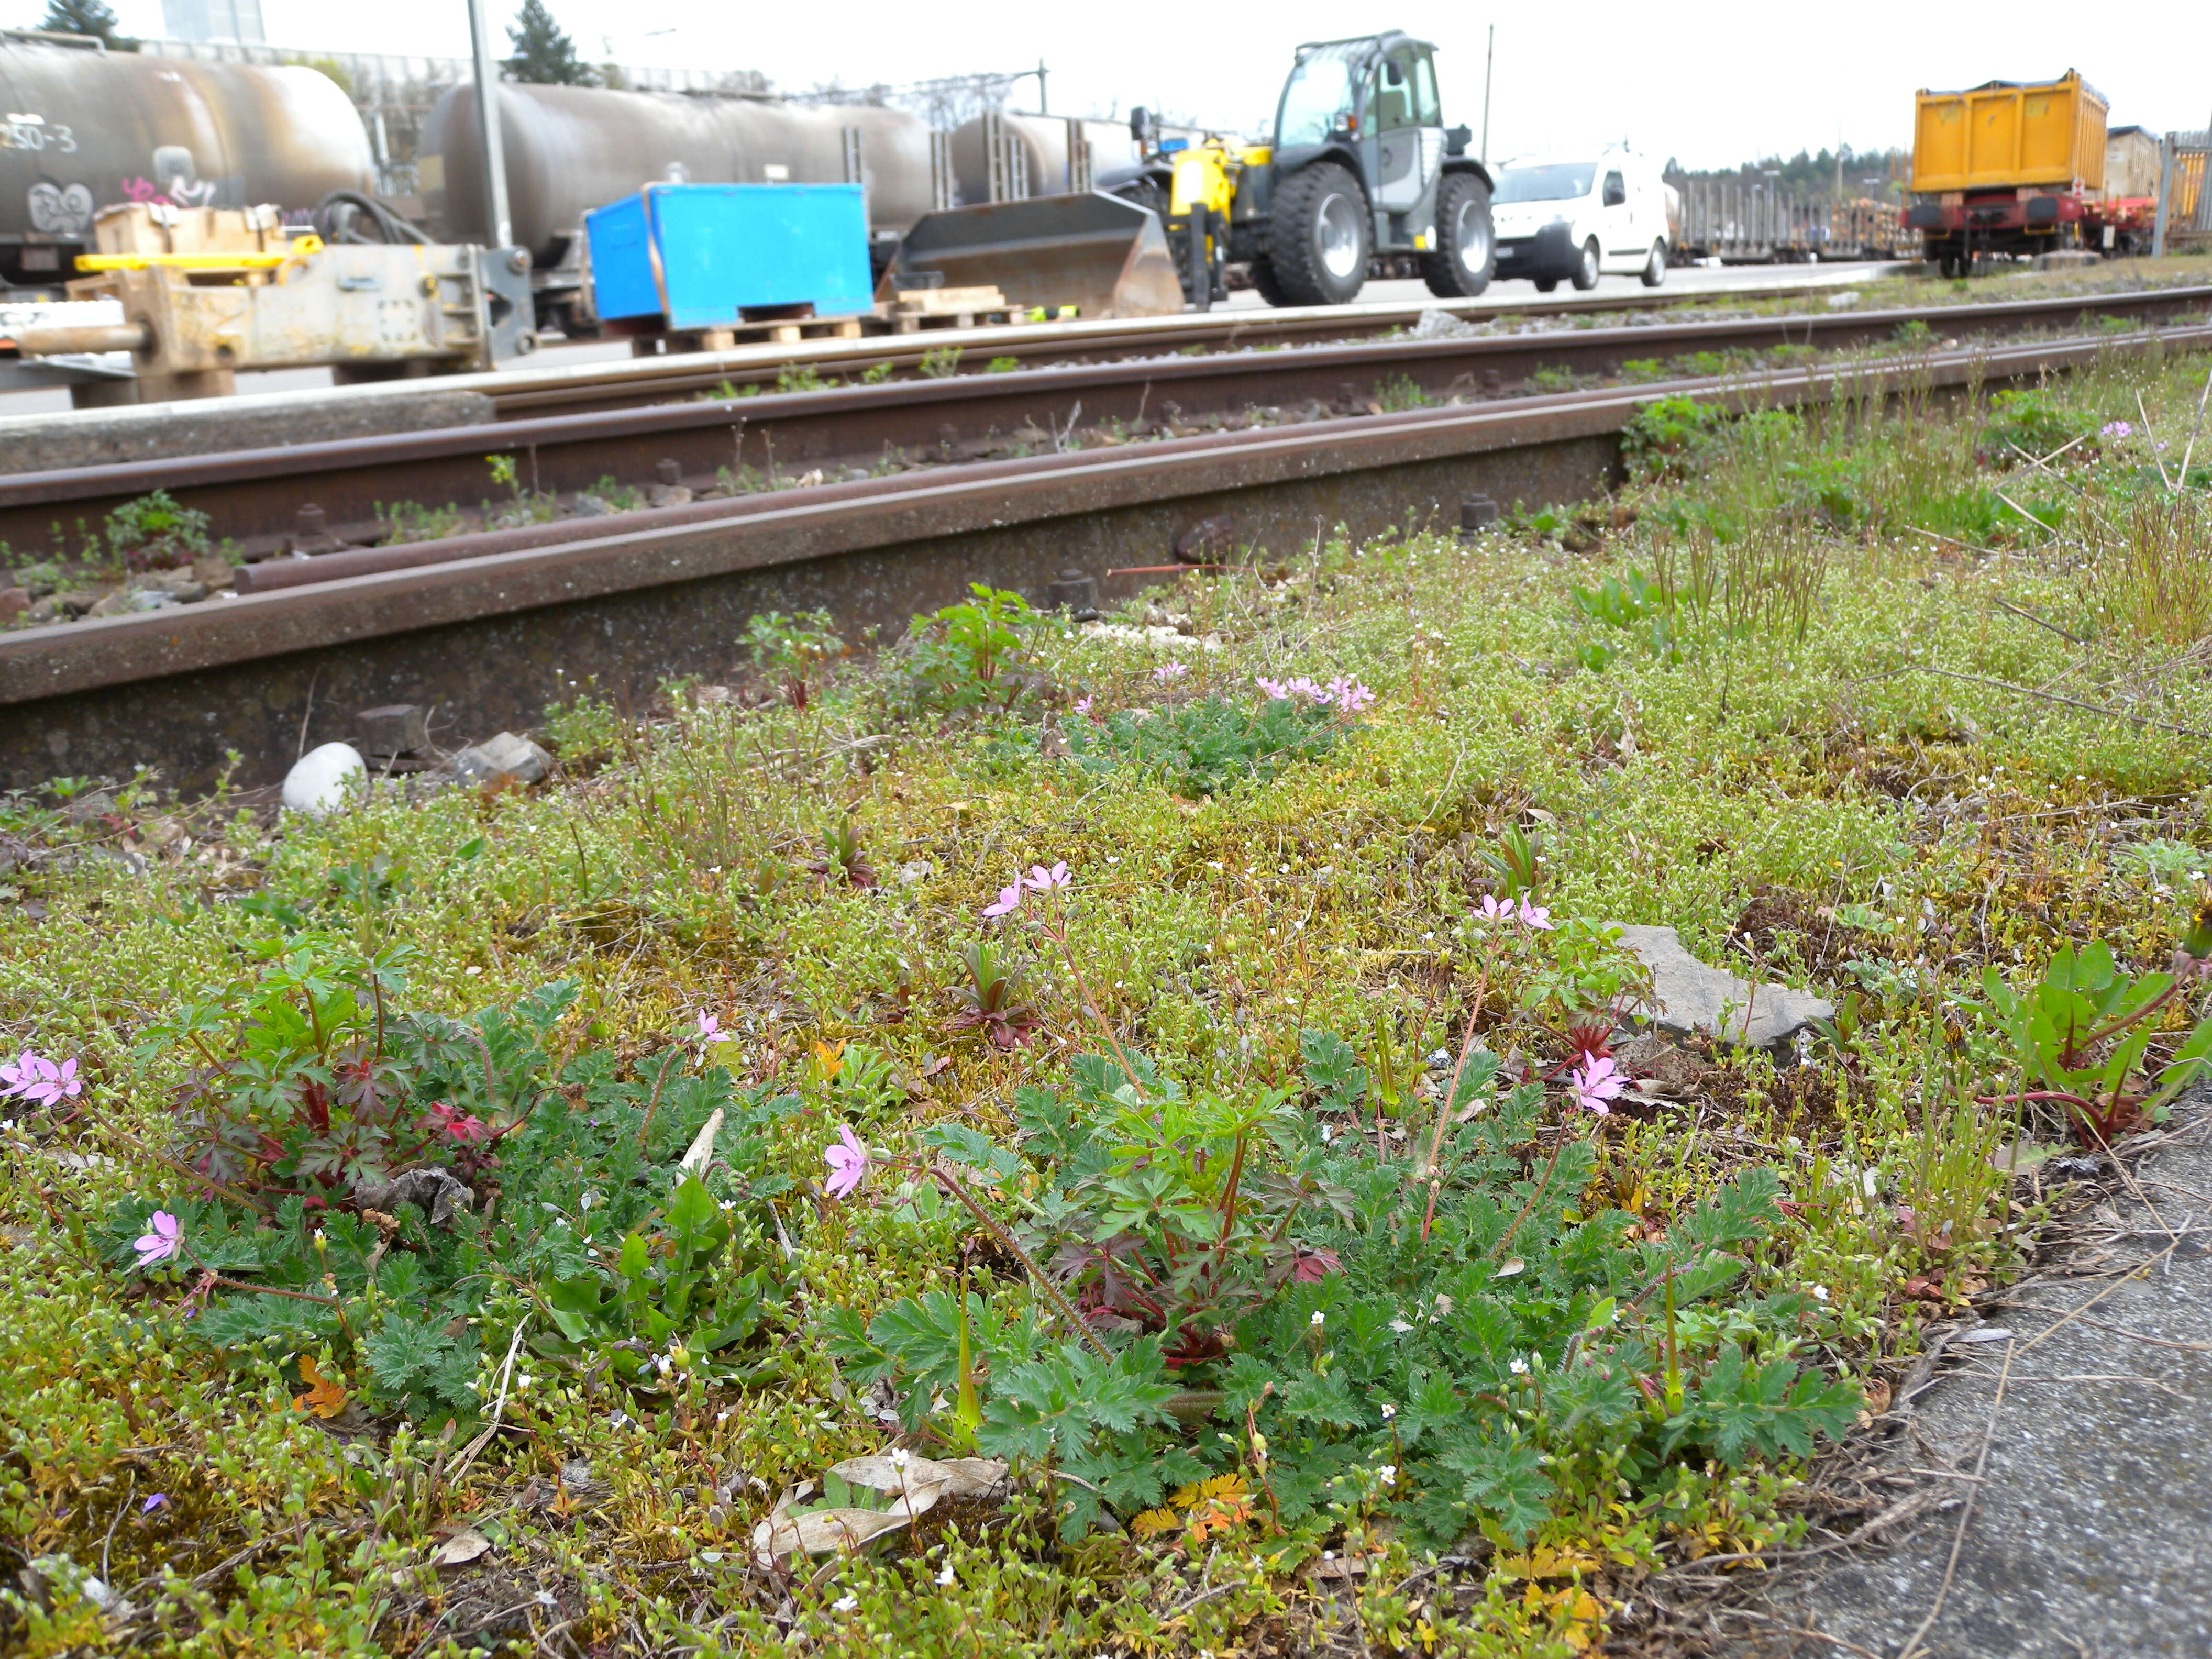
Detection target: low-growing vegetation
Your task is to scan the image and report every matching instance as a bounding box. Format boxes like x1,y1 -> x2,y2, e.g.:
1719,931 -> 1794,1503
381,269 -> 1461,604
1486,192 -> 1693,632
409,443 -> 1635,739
4,344 -> 2211,1656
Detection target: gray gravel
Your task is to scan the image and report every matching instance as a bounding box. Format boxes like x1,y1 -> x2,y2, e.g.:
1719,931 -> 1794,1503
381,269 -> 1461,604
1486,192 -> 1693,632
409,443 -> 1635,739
1731,1093 -> 2212,1657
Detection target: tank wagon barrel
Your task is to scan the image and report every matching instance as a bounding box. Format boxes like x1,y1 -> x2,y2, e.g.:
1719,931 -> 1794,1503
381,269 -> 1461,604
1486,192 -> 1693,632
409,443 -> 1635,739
0,35 -> 373,290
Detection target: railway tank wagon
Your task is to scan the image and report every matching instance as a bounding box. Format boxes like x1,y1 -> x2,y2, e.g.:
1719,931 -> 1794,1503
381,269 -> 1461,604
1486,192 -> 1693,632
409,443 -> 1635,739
418,83 -> 939,331
0,34 -> 373,289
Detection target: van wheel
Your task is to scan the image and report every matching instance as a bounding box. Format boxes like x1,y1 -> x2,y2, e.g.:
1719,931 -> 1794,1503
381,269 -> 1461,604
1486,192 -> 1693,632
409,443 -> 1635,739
1570,237 -> 1601,291
1421,172 -> 1495,297
1640,240 -> 1667,287
1269,162 -> 1370,306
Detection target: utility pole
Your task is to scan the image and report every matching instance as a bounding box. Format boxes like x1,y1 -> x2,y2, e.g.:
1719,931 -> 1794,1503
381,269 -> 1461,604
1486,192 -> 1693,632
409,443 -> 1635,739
1036,58 -> 1048,115
465,0 -> 513,250
1479,24 -> 1494,164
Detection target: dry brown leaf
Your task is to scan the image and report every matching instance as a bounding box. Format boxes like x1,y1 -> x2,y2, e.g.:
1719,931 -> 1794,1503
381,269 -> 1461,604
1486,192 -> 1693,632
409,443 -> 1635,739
293,1355 -> 349,1421
432,1527 -> 492,1568
749,1456 -> 1007,1565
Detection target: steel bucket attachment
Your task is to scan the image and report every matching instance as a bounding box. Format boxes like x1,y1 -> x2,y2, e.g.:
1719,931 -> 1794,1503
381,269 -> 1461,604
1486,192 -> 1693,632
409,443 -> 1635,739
877,192 -> 1184,320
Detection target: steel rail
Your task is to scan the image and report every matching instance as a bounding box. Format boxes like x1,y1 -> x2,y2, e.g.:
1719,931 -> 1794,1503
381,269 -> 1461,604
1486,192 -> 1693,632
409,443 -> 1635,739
3,322 -> 2204,795
2,286 -> 2204,565
486,277 -> 1907,417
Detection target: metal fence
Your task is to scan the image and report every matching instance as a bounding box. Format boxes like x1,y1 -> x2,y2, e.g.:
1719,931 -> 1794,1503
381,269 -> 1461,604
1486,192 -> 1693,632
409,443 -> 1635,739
2153,130 -> 2211,254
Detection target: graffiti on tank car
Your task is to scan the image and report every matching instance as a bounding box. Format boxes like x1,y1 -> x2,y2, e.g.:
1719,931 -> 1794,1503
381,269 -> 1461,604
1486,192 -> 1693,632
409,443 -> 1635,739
27,180 -> 96,237
3,113 -> 79,154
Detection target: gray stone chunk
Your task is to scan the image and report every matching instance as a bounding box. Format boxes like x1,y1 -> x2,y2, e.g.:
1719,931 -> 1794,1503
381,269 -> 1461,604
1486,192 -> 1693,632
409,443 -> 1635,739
1611,922 -> 1833,1049
450,731 -> 551,786
357,703 -> 429,757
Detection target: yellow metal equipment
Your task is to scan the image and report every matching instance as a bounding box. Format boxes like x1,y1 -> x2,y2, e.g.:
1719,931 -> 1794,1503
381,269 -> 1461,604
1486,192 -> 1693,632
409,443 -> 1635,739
1911,70 -> 2108,195
1164,137 -> 1261,308
14,203 -> 535,405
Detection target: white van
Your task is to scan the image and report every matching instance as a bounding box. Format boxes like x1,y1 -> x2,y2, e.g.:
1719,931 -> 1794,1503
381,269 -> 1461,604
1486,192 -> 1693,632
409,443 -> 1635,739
1489,147 -> 1672,291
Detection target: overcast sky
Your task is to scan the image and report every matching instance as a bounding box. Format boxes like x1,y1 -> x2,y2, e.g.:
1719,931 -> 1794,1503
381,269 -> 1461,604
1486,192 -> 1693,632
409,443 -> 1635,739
29,0 -> 2212,170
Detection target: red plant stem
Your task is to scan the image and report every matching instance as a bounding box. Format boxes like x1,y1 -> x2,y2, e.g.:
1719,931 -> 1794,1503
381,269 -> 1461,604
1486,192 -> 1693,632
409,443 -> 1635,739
1419,946 -> 1497,1243
1037,903 -> 1144,1093
2075,982 -> 2186,1050
921,1165 -> 1112,1361
635,1049 -> 683,1154
98,1124 -> 274,1218
1975,1090 -> 2098,1111
1205,1132 -> 1251,1292
1487,1132 -> 1572,1266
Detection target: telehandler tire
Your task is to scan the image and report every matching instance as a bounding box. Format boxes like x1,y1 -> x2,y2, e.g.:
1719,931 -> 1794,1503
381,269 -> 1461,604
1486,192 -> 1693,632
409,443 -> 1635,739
1269,162 -> 1370,306
1421,171 -> 1495,297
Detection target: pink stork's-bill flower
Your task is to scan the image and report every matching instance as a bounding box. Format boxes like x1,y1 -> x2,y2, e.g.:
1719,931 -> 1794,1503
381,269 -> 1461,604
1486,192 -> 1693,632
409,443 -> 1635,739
133,1210 -> 183,1267
1568,1055 -> 1627,1117
823,1126 -> 870,1199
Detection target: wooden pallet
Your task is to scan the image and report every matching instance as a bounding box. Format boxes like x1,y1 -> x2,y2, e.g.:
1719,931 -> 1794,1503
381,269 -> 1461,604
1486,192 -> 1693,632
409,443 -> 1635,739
884,285 -> 1025,334
627,313 -> 868,356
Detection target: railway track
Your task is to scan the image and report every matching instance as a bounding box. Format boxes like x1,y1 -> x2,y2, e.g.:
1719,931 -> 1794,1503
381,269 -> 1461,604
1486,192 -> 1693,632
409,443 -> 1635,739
488,278 -> 1905,418
3,319 -> 2204,795
3,286 -> 2205,569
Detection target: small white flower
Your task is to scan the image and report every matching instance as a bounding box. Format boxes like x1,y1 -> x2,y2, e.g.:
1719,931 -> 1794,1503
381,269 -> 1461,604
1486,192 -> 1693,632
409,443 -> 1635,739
833,1594 -> 858,1613
516,1374 -> 534,1390
1509,1357 -> 1529,1376
1310,1310 -> 1326,1328
1812,1285 -> 1831,1302
1389,1318 -> 1413,1334
888,1447 -> 911,1470
936,1563 -> 956,1586
1379,1402 -> 1397,1420
1378,1465 -> 1397,1486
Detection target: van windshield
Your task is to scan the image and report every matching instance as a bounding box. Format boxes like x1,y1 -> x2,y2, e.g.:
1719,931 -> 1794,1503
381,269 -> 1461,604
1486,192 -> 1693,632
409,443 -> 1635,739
1494,163 -> 1596,203
1276,42 -> 1369,146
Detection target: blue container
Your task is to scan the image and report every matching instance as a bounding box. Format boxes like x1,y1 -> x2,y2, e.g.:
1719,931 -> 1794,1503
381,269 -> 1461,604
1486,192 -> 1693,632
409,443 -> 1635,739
585,183 -> 873,330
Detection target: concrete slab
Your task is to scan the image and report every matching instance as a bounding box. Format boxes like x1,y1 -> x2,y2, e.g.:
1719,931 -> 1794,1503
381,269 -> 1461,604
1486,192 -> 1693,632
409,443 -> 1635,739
1724,1090 -> 2212,1657
0,385 -> 496,474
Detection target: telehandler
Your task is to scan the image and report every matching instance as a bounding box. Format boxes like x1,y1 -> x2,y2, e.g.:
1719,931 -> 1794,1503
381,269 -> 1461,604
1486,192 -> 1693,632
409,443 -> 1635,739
1102,31 -> 1496,309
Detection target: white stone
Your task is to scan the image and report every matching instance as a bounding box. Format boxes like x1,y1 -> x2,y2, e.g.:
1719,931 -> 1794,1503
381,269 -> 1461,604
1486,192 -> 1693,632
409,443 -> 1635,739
282,742 -> 366,815
1612,923 -> 1834,1050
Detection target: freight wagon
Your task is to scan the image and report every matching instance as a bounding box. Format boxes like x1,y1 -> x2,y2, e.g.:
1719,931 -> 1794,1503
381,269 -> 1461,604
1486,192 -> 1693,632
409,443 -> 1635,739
1902,70 -> 2148,272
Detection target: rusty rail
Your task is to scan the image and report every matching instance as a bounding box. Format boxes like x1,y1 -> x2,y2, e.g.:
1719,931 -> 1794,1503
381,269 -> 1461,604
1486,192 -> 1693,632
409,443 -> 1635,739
4,321 -> 2204,795
2,285 -> 2205,566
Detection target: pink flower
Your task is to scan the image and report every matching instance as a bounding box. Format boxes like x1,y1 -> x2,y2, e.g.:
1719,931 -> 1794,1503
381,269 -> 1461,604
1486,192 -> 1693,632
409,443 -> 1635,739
1155,661 -> 1188,683
1286,676 -> 1325,703
1475,895 -> 1516,923
823,1125 -> 869,1199
7,1053 -> 82,1108
1024,861 -> 1072,892
695,1011 -> 738,1046
0,1050 -> 28,1097
134,1211 -> 182,1267
1256,676 -> 1292,700
2100,419 -> 2132,440
1323,676 -> 1376,713
1567,1055 -> 1625,1117
1517,897 -> 1555,931
1074,695 -> 1095,716
982,882 -> 1025,918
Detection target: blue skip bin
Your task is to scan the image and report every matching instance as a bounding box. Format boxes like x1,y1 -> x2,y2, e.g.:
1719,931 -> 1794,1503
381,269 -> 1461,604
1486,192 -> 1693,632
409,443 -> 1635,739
585,183 -> 874,331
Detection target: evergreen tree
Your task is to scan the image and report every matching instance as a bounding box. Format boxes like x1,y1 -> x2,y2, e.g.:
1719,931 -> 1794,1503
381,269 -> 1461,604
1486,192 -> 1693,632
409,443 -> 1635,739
503,0 -> 598,86
37,0 -> 134,49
